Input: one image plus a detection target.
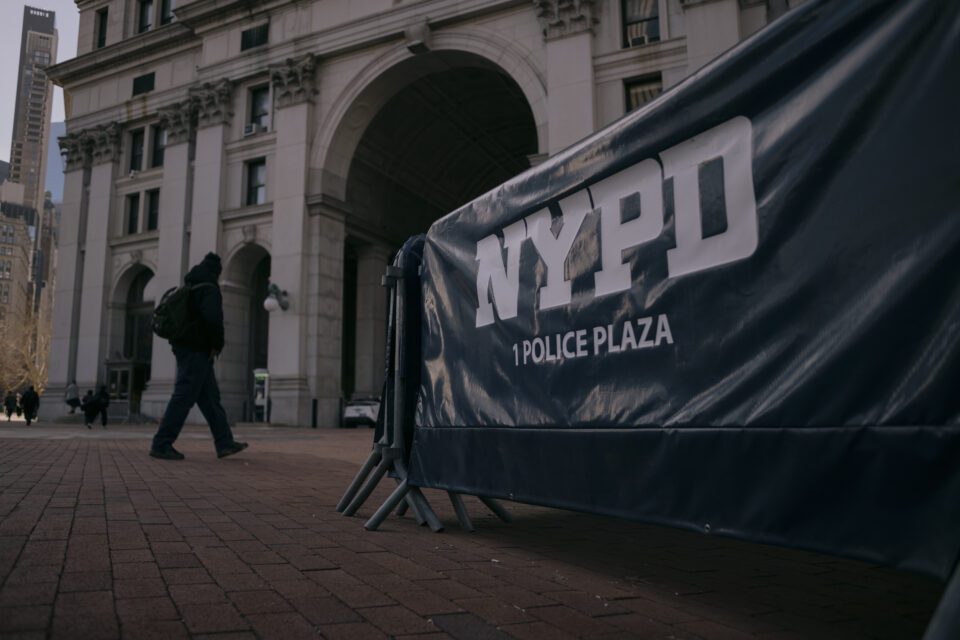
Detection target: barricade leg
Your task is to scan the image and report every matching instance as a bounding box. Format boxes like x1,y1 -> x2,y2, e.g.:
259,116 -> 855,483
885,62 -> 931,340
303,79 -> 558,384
408,487 -> 444,533
365,479 -> 410,531
479,497 -> 513,523
343,459 -> 390,517
337,444 -> 383,512
448,493 -> 474,532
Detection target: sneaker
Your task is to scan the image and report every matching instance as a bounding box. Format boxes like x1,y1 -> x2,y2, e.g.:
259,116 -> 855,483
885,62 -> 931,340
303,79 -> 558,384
150,447 -> 185,461
86,423 -> 91,429
217,441 -> 249,459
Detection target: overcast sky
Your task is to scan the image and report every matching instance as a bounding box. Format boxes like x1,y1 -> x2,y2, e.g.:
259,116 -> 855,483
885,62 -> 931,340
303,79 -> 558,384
0,1 -> 80,163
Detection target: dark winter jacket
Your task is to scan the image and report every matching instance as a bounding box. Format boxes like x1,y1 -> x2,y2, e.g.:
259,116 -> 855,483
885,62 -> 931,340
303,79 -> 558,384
172,253 -> 225,354
20,389 -> 39,412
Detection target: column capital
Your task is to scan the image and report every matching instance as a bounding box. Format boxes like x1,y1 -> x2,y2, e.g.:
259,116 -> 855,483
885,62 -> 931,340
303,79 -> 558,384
271,54 -> 317,108
158,98 -> 196,145
533,0 -> 598,41
190,79 -> 234,128
58,132 -> 90,172
89,123 -> 122,165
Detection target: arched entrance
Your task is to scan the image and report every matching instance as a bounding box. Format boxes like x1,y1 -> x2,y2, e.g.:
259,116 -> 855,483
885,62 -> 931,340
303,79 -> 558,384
221,243 -> 271,422
337,50 -> 539,400
107,265 -> 156,416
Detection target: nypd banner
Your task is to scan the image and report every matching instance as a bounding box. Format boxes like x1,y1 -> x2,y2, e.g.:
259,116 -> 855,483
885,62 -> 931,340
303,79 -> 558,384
408,0 -> 960,579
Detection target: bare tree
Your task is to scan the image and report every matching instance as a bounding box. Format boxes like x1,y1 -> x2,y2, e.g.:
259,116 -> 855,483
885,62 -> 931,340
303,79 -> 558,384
0,308 -> 50,394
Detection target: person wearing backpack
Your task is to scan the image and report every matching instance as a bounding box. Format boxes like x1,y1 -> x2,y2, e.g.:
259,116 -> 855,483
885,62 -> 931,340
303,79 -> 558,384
149,252 -> 248,461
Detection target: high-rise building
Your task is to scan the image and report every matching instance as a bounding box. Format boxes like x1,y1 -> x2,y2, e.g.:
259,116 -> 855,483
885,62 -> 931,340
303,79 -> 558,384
9,6 -> 58,214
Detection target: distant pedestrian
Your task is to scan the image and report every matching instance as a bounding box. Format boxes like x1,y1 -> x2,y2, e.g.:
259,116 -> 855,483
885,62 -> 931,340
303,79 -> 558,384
20,386 -> 39,426
80,390 -> 97,429
95,385 -> 110,429
3,391 -> 17,421
64,380 -> 80,414
150,252 -> 248,461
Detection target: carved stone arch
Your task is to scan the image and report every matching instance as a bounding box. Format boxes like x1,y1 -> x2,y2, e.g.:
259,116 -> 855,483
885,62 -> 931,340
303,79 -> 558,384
222,239 -> 272,291
311,27 -> 548,201
110,259 -> 157,306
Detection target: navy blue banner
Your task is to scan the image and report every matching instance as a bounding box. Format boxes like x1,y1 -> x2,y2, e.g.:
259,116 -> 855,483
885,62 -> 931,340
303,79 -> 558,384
409,0 -> 960,578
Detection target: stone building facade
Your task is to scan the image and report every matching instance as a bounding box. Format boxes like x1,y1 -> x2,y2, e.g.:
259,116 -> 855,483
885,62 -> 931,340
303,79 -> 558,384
46,0 -> 801,426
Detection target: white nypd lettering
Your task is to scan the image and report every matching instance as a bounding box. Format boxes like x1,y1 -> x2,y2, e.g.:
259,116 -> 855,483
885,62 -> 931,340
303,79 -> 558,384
476,116 -> 757,327
512,315 -> 674,367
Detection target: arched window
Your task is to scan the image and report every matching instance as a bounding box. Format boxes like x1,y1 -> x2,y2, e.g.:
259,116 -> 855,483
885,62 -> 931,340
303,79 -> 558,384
123,270 -> 154,361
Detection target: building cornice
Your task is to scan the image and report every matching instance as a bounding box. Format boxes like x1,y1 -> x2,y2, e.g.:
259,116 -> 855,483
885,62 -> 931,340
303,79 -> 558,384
195,0 -> 528,83
173,0 -> 291,32
45,23 -> 196,87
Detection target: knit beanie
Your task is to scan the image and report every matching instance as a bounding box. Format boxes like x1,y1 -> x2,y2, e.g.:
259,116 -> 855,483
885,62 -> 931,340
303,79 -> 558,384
202,252 -> 223,276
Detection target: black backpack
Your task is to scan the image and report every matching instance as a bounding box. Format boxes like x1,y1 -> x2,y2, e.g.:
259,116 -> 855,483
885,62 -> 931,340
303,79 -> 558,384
152,283 -> 213,342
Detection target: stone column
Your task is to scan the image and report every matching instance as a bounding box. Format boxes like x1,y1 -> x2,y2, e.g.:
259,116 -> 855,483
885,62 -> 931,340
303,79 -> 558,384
352,244 -> 391,398
313,207 -> 345,427
535,0 -> 598,153
141,100 -> 196,418
266,55 -> 316,426
188,80 -> 232,265
46,132 -> 91,414
74,124 -> 121,388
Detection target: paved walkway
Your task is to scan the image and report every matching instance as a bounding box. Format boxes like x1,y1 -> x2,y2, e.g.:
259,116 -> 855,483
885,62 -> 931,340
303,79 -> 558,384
0,422 -> 943,639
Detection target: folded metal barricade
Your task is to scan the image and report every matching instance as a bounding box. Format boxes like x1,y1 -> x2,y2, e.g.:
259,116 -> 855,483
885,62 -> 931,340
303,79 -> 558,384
336,236 -> 510,532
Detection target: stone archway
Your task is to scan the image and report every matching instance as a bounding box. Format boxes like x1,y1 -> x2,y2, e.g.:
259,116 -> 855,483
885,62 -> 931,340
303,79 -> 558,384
221,243 -> 271,422
106,264 -> 157,415
324,49 -> 540,401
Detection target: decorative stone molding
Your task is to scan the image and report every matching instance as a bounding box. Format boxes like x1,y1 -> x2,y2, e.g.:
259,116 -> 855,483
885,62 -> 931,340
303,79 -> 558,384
242,224 -> 257,244
89,123 -> 122,164
533,0 -> 597,40
190,79 -> 234,128
58,132 -> 90,172
130,249 -> 143,264
404,21 -> 433,54
158,99 -> 196,145
271,54 -> 317,108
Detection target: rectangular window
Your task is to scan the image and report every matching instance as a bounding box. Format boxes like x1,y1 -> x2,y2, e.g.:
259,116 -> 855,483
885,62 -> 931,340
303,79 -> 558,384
246,159 -> 266,206
138,0 -> 154,34
160,0 -> 174,25
624,75 -> 663,112
132,73 -> 155,97
96,8 -> 108,48
249,86 -> 270,129
126,193 -> 141,235
240,23 -> 269,51
129,129 -> 145,172
151,126 -> 166,168
146,189 -> 160,231
622,0 -> 660,48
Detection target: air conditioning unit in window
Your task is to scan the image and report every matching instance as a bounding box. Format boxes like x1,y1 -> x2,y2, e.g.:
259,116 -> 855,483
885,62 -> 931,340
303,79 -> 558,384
243,123 -> 263,137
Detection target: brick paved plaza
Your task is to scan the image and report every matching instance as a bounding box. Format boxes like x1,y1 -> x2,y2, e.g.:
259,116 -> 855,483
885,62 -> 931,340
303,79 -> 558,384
0,422 -> 943,639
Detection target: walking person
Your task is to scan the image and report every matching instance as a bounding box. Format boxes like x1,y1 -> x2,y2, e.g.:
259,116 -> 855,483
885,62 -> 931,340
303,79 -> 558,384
81,390 -> 97,429
3,391 -> 17,421
20,386 -> 39,426
150,252 -> 248,461
95,385 -> 110,429
64,380 -> 80,414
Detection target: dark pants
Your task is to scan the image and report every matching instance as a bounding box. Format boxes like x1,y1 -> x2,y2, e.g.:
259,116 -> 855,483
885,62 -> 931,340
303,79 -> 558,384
152,346 -> 234,452
84,404 -> 108,426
